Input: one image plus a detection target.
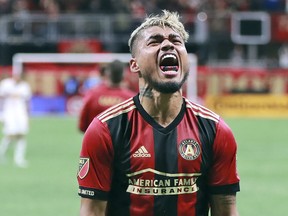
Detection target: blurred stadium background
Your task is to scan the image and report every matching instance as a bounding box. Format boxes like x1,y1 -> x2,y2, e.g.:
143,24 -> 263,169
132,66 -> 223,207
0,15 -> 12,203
0,0 -> 288,215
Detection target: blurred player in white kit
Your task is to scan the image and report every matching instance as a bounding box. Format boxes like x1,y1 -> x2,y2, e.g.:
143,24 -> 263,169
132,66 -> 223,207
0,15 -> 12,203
0,72 -> 32,168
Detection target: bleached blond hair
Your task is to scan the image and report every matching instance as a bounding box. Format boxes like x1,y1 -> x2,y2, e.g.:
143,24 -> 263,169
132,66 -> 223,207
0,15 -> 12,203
128,10 -> 189,56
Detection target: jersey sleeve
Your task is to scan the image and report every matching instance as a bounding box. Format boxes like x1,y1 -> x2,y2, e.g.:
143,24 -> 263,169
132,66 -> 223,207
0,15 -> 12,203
77,117 -> 114,200
78,94 -> 93,133
208,118 -> 240,194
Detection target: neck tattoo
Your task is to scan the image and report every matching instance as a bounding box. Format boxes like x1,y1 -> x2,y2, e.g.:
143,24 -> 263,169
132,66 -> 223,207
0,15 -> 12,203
140,88 -> 153,99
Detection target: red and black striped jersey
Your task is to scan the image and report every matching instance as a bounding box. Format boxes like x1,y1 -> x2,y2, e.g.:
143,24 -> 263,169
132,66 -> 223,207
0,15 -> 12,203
77,95 -> 240,216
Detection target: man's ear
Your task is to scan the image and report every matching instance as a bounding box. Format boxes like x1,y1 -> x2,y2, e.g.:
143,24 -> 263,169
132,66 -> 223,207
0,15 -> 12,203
129,58 -> 140,73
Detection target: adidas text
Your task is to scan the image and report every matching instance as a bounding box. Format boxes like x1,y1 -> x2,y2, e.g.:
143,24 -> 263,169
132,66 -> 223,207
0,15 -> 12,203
133,153 -> 151,157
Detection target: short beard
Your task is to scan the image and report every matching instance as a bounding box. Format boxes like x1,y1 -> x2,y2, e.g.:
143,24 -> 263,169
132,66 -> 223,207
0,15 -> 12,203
144,72 -> 189,94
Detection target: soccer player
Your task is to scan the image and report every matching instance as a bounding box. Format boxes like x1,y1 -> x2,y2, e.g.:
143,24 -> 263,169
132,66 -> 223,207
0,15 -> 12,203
0,72 -> 32,168
78,60 -> 135,133
77,10 -> 240,216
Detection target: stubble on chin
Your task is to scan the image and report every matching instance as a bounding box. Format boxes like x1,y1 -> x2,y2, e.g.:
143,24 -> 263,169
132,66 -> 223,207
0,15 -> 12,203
142,72 -> 189,94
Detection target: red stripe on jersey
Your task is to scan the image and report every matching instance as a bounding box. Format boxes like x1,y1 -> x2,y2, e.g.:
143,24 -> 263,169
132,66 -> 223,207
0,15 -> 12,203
129,116 -> 155,215
208,118 -> 240,186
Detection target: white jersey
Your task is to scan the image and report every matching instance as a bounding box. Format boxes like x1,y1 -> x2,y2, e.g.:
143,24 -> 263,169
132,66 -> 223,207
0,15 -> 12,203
0,78 -> 32,135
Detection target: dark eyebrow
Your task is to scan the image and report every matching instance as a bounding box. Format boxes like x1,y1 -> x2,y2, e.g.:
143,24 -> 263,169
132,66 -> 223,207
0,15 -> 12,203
147,33 -> 182,41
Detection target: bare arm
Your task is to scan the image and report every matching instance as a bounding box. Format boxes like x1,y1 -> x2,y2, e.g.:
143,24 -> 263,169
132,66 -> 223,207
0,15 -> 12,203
210,194 -> 239,216
80,198 -> 107,216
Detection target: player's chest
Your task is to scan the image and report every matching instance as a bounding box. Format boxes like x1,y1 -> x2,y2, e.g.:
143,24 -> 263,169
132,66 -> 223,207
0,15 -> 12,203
115,125 -> 208,175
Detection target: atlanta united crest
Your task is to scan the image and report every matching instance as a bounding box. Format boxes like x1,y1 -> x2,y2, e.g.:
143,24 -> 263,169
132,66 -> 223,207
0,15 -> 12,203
179,139 -> 201,160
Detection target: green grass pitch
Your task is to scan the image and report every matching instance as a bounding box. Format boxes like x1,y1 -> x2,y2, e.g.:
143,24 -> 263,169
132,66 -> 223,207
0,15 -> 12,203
0,116 -> 287,215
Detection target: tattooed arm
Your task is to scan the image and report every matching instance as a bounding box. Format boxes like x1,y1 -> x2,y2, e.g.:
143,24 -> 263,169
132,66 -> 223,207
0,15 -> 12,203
210,194 -> 239,216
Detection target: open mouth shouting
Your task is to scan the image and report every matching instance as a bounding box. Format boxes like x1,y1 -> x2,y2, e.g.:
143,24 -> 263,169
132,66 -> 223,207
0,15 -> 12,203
159,53 -> 179,77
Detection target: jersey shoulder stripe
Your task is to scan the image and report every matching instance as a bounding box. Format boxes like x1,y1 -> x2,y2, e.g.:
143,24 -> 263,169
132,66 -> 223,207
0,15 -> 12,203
97,97 -> 136,123
185,98 -> 220,122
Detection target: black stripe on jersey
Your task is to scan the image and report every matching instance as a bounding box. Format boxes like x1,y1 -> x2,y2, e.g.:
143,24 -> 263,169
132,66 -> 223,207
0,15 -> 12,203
209,183 -> 240,194
153,128 -> 178,216
78,186 -> 108,200
195,115 -> 217,215
106,112 -> 132,216
197,116 -> 216,174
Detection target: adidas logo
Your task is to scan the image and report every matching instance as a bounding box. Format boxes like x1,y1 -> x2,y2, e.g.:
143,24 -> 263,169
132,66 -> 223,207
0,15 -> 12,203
133,146 -> 151,158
